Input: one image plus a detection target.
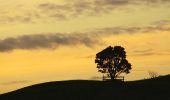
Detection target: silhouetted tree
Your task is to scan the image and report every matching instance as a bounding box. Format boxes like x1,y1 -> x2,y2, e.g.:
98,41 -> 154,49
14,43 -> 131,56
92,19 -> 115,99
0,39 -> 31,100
95,46 -> 132,80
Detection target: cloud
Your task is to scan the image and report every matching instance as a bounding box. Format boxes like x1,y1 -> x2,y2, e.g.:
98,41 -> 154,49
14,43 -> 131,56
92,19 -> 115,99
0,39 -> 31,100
91,25 -> 170,35
1,0 -> 169,23
153,20 -> 170,26
0,33 -> 100,52
131,48 -> 170,56
38,0 -> 130,19
0,10 -> 40,24
133,52 -> 170,56
80,55 -> 95,59
0,20 -> 170,52
134,48 -> 153,53
37,0 -> 170,20
1,80 -> 30,85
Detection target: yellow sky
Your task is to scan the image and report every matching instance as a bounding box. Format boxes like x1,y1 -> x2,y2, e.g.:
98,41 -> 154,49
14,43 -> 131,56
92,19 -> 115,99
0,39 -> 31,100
0,0 -> 170,94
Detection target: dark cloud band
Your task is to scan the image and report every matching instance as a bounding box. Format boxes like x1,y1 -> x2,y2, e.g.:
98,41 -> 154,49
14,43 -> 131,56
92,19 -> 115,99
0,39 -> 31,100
0,33 -> 100,52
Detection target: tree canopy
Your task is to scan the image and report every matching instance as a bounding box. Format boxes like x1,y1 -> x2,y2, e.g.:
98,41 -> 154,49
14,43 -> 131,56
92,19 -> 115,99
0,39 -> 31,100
95,46 -> 132,80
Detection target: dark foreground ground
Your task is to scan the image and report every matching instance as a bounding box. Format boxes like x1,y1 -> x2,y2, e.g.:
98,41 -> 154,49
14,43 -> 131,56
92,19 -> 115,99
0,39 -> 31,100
0,75 -> 170,100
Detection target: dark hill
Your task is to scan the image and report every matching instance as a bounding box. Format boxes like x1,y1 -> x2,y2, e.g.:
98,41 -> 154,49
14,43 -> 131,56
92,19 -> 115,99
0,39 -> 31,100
0,75 -> 170,100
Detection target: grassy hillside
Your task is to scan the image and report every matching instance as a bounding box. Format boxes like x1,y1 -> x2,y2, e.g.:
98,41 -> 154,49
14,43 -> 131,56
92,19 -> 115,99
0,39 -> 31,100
0,75 -> 170,100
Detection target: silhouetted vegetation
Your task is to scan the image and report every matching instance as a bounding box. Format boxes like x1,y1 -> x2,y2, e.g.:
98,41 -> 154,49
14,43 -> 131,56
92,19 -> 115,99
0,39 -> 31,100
148,70 -> 159,79
95,46 -> 132,81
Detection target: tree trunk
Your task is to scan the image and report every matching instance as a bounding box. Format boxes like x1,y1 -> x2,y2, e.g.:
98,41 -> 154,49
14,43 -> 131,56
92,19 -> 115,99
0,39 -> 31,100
108,62 -> 116,81
110,73 -> 115,81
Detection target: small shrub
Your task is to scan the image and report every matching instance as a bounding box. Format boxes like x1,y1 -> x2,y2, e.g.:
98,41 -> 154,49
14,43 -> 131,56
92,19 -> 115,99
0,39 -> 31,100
148,71 -> 159,79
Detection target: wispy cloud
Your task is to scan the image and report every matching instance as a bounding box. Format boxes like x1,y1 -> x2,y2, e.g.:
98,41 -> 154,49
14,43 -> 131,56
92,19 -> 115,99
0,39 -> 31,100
91,25 -> 170,35
131,48 -> 170,56
133,52 -> 170,56
80,55 -> 95,59
0,0 -> 169,23
38,0 -> 130,18
132,48 -> 155,56
1,80 -> 30,85
37,0 -> 170,20
134,48 -> 153,53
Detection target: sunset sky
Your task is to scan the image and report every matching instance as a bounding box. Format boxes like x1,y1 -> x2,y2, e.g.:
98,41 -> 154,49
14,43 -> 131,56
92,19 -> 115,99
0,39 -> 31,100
0,0 -> 170,94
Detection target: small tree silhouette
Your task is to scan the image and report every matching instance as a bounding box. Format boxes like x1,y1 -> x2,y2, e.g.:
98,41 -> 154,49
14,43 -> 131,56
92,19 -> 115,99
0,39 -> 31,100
95,46 -> 132,81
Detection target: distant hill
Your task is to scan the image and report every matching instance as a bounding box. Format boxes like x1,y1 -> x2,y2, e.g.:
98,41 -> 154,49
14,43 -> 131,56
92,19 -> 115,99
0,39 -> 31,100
0,75 -> 170,100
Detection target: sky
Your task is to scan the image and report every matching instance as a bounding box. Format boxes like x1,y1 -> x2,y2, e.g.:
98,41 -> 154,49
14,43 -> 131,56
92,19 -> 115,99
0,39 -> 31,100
0,0 -> 170,94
